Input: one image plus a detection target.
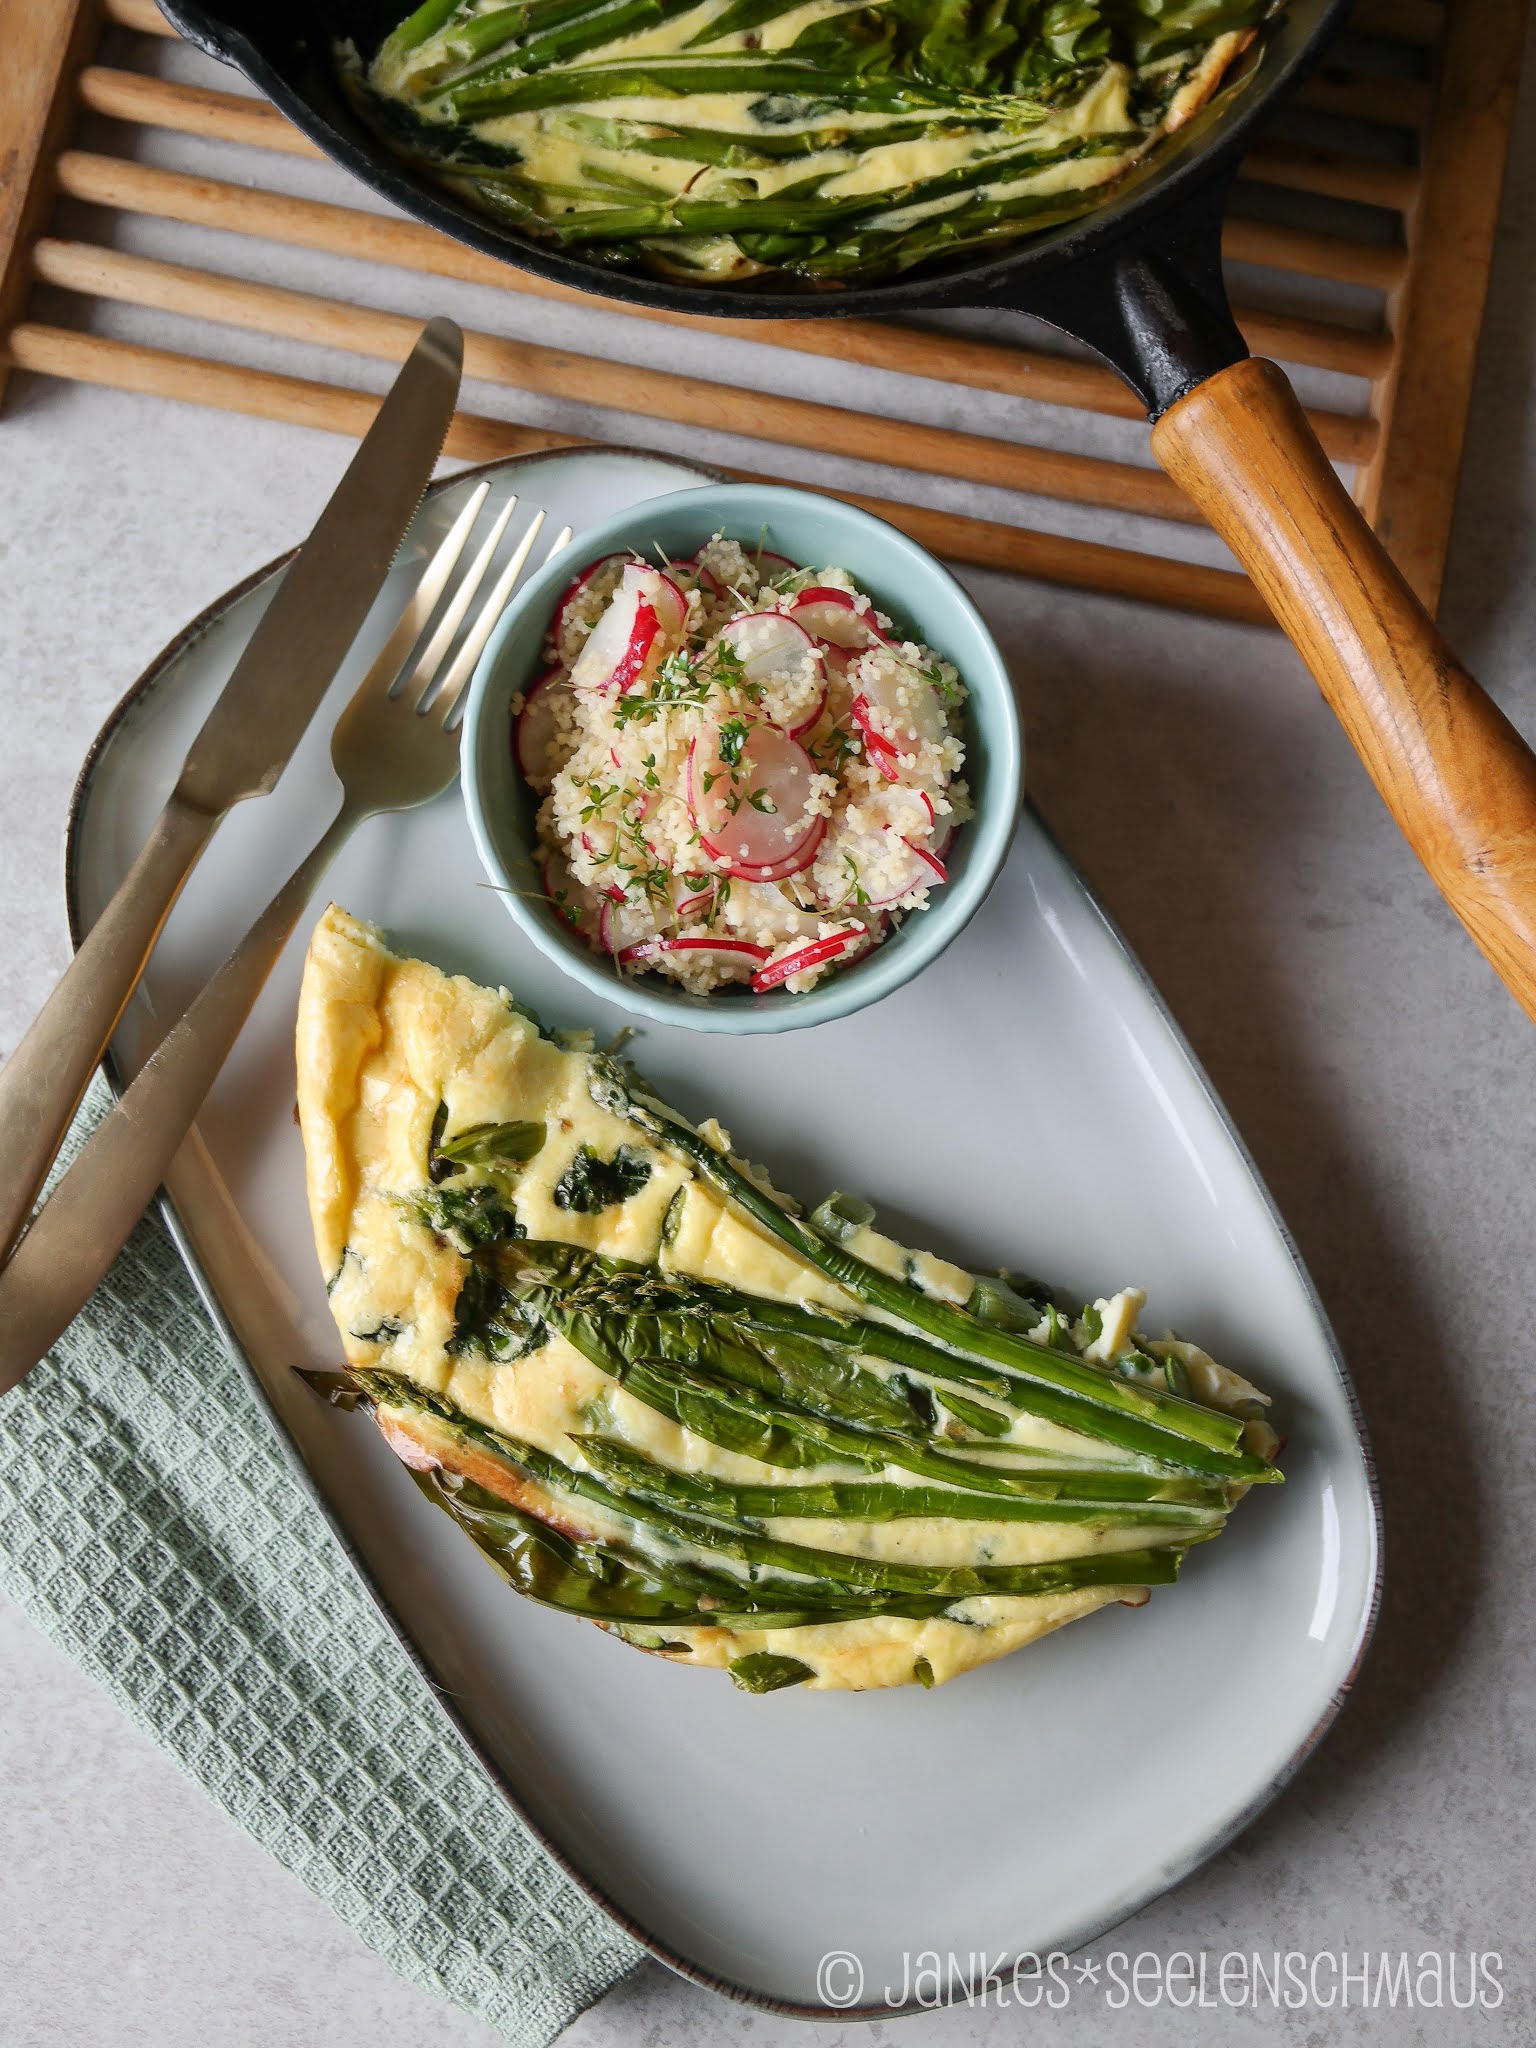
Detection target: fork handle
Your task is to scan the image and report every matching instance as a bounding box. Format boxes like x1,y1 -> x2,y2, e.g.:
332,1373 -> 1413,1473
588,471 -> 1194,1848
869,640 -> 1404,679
0,805 -> 355,1395
0,792 -> 218,1267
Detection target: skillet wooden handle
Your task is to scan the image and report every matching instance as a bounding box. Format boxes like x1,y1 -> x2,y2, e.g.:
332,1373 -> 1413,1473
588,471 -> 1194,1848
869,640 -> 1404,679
1152,357 -> 1536,1024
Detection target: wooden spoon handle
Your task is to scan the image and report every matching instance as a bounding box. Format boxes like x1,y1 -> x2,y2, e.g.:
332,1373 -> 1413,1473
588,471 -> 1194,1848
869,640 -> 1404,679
1152,357 -> 1536,1024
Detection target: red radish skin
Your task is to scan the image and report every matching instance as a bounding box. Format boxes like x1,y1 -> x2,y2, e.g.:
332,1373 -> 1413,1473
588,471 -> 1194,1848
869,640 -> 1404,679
904,838 -> 949,884
717,610 -> 819,688
750,932 -> 858,991
631,564 -> 687,637
754,551 -> 796,584
514,667 -> 564,784
570,585 -> 663,694
716,814 -> 827,885
555,554 -> 628,647
851,695 -> 904,778
815,638 -> 853,682
788,586 -> 892,651
673,882 -> 716,920
820,833 -> 934,910
686,724 -> 822,876
788,678 -> 828,740
618,936 -> 770,969
850,651 -> 949,762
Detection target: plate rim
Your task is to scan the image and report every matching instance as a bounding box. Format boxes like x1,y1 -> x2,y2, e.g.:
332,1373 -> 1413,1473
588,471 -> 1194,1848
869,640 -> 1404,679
62,445 -> 1384,2022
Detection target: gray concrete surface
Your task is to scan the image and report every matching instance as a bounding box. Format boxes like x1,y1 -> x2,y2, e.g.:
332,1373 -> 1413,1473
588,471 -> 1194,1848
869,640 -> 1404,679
3,15 -> 1535,2047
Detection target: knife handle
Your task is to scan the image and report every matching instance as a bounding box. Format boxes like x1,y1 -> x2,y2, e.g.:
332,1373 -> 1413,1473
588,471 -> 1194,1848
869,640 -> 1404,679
0,808 -> 351,1394
0,792 -> 216,1265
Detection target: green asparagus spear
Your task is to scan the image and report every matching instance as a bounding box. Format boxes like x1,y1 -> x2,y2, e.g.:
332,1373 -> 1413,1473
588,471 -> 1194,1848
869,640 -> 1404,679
427,1467 -> 1185,1623
372,1373 -> 1208,1595
447,58 -> 1016,120
582,1063 -> 1276,1481
376,0 -> 465,68
576,1434 -> 1229,1526
364,0 -> 1276,285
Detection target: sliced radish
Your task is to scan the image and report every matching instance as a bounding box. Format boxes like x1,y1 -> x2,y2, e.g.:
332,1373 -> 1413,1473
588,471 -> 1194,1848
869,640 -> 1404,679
849,652 -> 949,775
571,587 -> 662,695
672,876 -> 717,921
787,677 -> 828,740
851,697 -> 904,779
687,724 -> 822,877
618,935 -> 770,970
788,586 -> 892,651
750,931 -> 859,991
626,563 -> 687,637
903,837 -> 949,884
726,814 -> 826,885
555,553 -> 627,647
514,667 -> 564,785
815,639 -> 853,682
819,831 -> 936,910
754,550 -> 796,585
717,610 -> 819,688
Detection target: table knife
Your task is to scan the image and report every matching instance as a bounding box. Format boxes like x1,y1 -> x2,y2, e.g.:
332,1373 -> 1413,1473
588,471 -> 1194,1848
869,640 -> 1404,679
0,315 -> 463,1267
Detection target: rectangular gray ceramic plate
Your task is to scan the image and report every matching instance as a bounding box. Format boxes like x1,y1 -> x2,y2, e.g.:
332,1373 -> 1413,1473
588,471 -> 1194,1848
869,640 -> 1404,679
67,447 -> 1381,2018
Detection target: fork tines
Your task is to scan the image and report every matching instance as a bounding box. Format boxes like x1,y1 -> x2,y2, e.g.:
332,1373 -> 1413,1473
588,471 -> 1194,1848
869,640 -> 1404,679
359,483 -> 572,726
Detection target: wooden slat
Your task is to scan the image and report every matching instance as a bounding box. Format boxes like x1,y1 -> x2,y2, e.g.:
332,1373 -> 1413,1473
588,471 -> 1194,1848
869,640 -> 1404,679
30,0 -> 1511,624
79,62 -> 1420,219
103,0 -> 170,29
1239,141 -> 1420,215
0,321 -> 1271,624
1223,215 -> 1407,292
80,65 -> 321,159
76,67 -> 1404,295
107,0 -> 1443,62
32,231 -> 1205,525
1351,0 -> 1444,46
0,0 -> 103,408
1358,0 -> 1529,608
1295,72 -> 1435,132
51,151 -> 1382,462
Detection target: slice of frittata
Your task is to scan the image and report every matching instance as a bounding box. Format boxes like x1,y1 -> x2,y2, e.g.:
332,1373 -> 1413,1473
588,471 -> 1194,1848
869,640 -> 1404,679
296,904 -> 1279,1693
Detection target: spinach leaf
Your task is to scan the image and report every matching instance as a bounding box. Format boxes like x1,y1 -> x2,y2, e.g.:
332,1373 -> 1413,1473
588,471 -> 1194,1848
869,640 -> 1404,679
552,1143 -> 652,1213
728,1652 -> 814,1693
413,1183 -> 525,1252
448,1262 -> 547,1360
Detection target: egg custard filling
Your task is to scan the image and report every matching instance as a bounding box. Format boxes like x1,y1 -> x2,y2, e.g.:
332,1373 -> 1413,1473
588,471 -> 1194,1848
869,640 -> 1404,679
350,1 -> 1282,285
298,904 -> 1281,1693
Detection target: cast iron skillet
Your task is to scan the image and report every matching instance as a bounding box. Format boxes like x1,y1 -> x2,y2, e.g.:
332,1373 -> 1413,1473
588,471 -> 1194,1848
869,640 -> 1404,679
160,0 -> 1536,1022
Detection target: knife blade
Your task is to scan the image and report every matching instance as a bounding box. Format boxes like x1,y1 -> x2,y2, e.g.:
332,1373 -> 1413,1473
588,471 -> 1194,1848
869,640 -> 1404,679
0,315 -> 464,1268
175,315 -> 463,810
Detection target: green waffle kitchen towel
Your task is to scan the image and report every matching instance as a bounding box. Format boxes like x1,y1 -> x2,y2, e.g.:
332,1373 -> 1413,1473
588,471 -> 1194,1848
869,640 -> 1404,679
0,1079 -> 644,2045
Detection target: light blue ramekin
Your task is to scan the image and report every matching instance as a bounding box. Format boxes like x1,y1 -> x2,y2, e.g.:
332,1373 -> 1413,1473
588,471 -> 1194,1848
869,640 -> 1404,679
460,483 -> 1022,1034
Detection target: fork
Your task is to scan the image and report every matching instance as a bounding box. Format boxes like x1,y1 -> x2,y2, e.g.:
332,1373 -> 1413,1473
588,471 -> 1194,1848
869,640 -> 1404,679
0,483 -> 568,1394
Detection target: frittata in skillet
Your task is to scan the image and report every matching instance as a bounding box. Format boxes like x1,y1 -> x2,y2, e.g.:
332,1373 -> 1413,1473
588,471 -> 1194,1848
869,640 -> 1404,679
353,1 -> 1282,285
297,904 -> 1279,1693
